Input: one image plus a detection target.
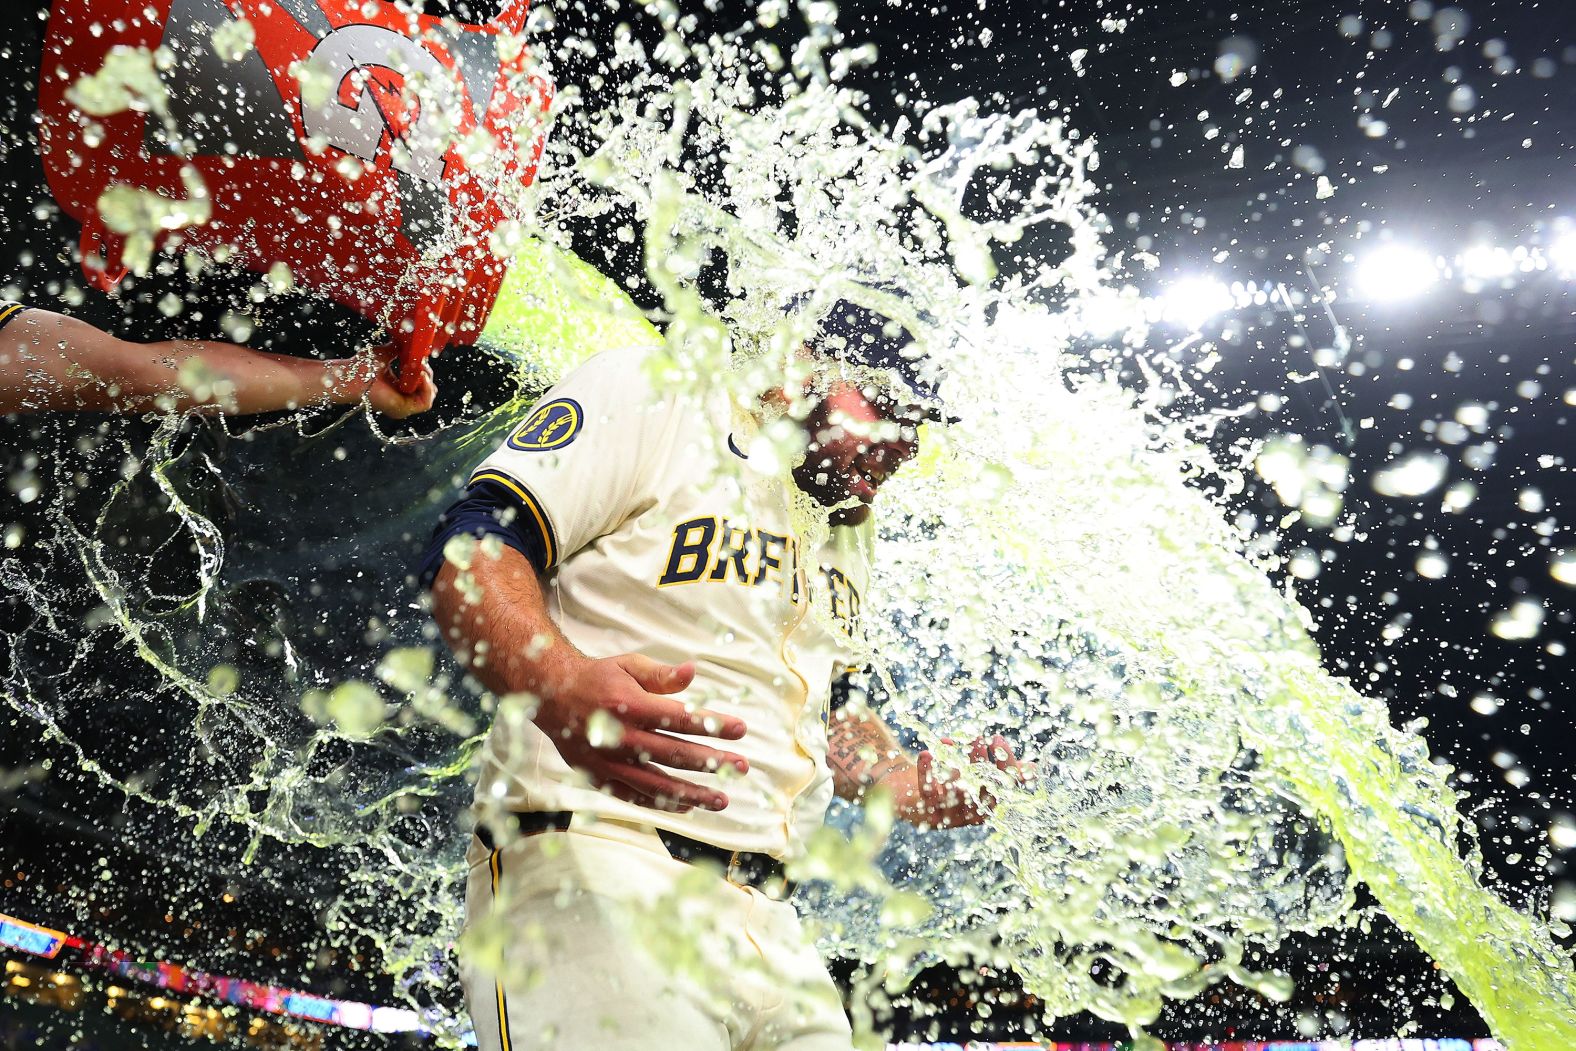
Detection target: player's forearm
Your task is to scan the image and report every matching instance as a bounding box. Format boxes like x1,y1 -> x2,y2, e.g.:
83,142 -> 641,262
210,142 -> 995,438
430,546 -> 585,700
147,340 -> 379,414
112,339 -> 364,414
0,307 -> 366,414
826,707 -> 914,802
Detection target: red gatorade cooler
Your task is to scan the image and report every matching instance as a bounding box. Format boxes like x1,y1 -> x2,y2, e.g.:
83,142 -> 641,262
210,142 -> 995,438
38,0 -> 552,391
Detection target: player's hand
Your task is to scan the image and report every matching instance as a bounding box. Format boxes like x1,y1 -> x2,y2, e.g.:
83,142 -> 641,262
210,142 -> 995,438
329,346 -> 437,418
538,653 -> 749,813
368,355 -> 436,418
908,734 -> 1033,829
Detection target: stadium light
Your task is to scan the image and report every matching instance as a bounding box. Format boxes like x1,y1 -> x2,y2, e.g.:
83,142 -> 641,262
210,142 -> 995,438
1354,244 -> 1440,301
1548,231 -> 1576,276
1158,276 -> 1236,328
1459,244 -> 1516,281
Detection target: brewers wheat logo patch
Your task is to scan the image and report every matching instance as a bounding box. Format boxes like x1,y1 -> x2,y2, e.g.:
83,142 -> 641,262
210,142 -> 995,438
507,399 -> 583,451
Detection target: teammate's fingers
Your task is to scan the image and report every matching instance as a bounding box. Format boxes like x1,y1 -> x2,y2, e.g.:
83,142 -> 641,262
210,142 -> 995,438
608,761 -> 728,811
603,780 -> 693,813
917,750 -> 940,798
924,753 -> 963,792
618,693 -> 747,740
616,654 -> 697,695
575,751 -> 713,810
414,362 -> 437,410
608,729 -> 749,775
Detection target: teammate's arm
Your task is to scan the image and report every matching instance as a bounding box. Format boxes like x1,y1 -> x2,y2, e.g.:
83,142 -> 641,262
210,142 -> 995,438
430,544 -> 749,812
826,704 -> 1031,829
0,305 -> 435,417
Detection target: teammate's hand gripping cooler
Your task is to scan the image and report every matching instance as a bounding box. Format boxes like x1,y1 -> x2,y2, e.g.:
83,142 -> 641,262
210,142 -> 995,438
37,0 -> 552,393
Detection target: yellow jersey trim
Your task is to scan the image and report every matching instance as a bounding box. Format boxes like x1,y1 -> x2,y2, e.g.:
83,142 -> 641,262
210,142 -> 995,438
469,470 -> 558,568
489,849 -> 513,1051
0,302 -> 28,333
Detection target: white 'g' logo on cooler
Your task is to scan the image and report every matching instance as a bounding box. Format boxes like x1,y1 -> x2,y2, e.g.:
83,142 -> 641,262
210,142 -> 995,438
299,24 -> 459,185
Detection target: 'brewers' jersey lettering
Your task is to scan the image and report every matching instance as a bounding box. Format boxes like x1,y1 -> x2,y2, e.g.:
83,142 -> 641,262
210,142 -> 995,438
658,517 -> 862,631
708,523 -> 754,584
822,565 -> 862,626
755,530 -> 788,586
658,516 -> 718,585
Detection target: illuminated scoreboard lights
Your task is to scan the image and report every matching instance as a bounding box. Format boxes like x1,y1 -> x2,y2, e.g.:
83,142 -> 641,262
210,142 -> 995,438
0,913 -> 68,960
0,909 -> 421,1033
85,948 -> 424,1034
0,911 -> 1513,1049
883,1045 -> 1506,1050
884,1044 -> 1506,1050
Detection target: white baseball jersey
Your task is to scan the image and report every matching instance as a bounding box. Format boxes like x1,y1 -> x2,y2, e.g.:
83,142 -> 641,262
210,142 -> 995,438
465,345 -> 870,859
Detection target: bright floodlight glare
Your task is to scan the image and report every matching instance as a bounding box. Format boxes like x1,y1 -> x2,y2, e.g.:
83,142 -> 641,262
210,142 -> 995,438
1460,244 -> 1515,281
1158,276 -> 1236,329
1549,232 -> 1576,276
1355,244 -> 1440,301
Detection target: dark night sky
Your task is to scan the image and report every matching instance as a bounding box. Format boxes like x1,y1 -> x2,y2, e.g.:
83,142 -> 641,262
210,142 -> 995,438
4,0 -> 1576,1043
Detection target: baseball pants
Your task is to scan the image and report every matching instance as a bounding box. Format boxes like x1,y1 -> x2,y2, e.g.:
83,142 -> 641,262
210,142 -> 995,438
459,816 -> 855,1051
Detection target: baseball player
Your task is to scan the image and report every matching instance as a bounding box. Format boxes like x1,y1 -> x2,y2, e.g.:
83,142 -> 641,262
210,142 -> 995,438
0,301 -> 435,416
421,299 -> 1027,1050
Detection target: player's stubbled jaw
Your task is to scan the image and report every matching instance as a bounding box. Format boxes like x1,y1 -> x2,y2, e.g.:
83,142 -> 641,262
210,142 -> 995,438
790,381 -> 919,526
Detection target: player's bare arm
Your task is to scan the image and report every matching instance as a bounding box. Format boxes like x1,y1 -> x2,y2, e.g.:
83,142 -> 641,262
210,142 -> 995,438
827,706 -> 1032,829
430,544 -> 750,813
0,305 -> 435,417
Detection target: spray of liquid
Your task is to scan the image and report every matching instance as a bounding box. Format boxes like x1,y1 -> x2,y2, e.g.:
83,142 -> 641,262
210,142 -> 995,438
2,1 -> 1572,1048
507,7 -> 1576,1046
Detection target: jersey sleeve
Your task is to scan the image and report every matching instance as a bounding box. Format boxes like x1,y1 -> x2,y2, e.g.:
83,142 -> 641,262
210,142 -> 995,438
0,301 -> 28,334
463,347 -> 682,569
416,478 -> 551,588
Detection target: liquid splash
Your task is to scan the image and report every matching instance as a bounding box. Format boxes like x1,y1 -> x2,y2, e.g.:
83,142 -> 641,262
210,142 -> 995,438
2,1 -> 1573,1048
506,6 -> 1576,1045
